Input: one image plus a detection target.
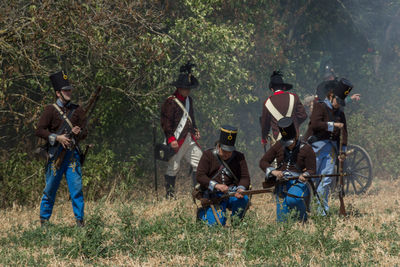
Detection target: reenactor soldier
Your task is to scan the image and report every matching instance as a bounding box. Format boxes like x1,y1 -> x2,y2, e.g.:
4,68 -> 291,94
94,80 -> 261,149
305,79 -> 353,215
316,66 -> 360,103
260,117 -> 316,222
196,126 -> 250,226
261,71 -> 307,148
35,71 -> 87,227
161,63 -> 202,198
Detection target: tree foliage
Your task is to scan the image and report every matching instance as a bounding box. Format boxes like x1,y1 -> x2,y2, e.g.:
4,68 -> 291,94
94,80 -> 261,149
0,0 -> 399,206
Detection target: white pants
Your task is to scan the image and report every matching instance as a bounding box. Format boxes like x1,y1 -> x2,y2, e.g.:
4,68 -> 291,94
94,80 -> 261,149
166,134 -> 202,176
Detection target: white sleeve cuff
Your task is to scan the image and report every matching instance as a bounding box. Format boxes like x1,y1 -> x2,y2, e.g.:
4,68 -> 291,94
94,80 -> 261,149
302,171 -> 310,177
209,180 -> 217,191
48,134 -> 58,146
266,167 -> 276,177
237,185 -> 246,191
327,122 -> 334,132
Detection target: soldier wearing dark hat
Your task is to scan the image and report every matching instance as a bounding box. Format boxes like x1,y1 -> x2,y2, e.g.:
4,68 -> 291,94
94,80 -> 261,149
35,70 -> 87,227
261,71 -> 307,148
305,79 -> 352,215
160,62 -> 202,198
196,126 -> 250,226
260,117 -> 316,222
315,65 -> 360,103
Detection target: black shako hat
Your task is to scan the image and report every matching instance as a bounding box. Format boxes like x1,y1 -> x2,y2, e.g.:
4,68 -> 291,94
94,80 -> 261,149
50,70 -> 73,91
219,125 -> 237,152
322,78 -> 353,106
269,70 -> 293,91
278,117 -> 297,147
170,61 -> 199,89
333,78 -> 353,106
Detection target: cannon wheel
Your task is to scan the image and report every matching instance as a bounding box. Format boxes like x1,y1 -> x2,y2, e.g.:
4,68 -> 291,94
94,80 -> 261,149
343,144 -> 373,195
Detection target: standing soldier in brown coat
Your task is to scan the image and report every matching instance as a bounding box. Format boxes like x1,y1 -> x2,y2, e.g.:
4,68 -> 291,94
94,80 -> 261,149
261,71 -> 307,149
305,79 -> 353,215
161,63 -> 202,198
35,70 -> 87,227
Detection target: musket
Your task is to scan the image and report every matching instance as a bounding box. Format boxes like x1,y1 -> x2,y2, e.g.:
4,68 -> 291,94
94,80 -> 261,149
54,86 -> 102,168
200,188 -> 274,207
279,173 -> 349,181
338,128 -> 346,216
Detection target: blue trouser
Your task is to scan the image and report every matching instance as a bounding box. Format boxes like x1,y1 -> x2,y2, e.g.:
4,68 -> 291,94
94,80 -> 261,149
312,141 -> 337,215
40,149 -> 84,221
198,192 -> 249,226
276,173 -> 309,222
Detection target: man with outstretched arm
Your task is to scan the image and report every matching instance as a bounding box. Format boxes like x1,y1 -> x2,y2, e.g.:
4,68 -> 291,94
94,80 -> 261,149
196,126 -> 250,226
305,78 -> 352,215
35,70 -> 87,227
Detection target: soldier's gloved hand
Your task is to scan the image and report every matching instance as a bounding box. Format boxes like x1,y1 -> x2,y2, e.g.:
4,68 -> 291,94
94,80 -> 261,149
215,184 -> 229,193
271,170 -> 284,180
71,126 -> 81,135
235,188 -> 245,199
56,134 -> 71,148
170,140 -> 179,152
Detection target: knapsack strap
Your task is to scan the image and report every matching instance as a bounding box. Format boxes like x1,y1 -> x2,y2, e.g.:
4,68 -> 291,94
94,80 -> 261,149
212,149 -> 239,184
265,94 -> 295,141
52,103 -> 74,130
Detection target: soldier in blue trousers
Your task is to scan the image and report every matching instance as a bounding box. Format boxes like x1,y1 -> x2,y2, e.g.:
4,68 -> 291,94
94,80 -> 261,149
260,117 -> 316,222
196,126 -> 250,226
36,71 -> 87,227
306,79 -> 352,215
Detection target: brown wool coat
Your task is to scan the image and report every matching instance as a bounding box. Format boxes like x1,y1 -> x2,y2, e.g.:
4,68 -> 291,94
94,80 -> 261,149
160,94 -> 197,142
261,91 -> 307,141
196,149 -> 250,189
304,101 -> 347,146
259,142 -> 316,174
35,103 -> 87,141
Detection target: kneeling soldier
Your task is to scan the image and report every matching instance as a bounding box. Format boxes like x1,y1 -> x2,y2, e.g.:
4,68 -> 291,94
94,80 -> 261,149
259,117 -> 316,222
196,126 -> 250,226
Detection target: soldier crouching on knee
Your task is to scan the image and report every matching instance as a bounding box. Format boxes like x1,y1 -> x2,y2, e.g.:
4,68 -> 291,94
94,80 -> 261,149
161,62 -> 202,198
196,126 -> 250,226
259,117 -> 316,222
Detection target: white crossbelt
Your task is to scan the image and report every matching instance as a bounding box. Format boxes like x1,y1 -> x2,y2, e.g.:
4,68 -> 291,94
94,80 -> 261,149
164,96 -> 192,144
265,93 -> 295,140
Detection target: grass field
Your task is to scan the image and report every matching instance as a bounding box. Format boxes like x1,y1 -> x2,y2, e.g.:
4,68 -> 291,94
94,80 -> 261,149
0,178 -> 399,266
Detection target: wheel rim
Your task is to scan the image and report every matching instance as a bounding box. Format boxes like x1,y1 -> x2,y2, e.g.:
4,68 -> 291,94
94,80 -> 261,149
344,144 -> 373,195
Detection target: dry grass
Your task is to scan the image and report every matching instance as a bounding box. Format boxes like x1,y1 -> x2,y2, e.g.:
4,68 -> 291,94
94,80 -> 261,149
0,178 -> 399,266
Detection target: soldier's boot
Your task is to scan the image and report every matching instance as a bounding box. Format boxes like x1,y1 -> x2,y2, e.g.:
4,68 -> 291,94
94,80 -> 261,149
165,175 -> 176,199
191,171 -> 197,188
76,219 -> 85,228
40,219 -> 49,227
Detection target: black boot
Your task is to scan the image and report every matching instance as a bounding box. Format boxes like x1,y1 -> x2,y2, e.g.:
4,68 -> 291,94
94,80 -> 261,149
165,175 -> 176,199
40,219 -> 49,227
192,171 -> 197,188
76,219 -> 85,228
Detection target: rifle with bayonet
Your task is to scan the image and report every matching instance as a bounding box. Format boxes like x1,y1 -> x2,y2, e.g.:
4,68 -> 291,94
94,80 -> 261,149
53,86 -> 102,168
